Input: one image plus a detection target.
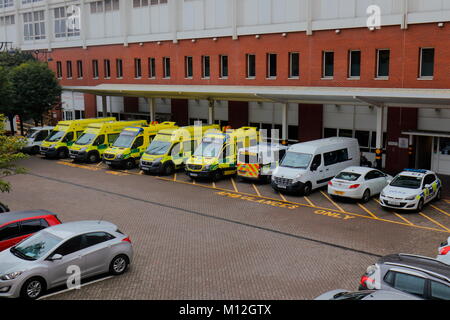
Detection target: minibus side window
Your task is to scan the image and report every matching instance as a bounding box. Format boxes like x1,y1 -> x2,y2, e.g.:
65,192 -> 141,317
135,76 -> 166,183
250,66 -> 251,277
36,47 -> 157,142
132,136 -> 144,149
93,135 -> 105,146
324,151 -> 338,166
311,154 -> 322,171
63,132 -> 74,143
337,148 -> 349,162
108,133 -> 119,144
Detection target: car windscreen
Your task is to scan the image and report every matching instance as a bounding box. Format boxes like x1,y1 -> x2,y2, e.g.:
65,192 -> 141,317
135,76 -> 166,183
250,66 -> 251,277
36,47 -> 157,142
335,172 -> 361,181
45,130 -> 65,142
280,152 -> 312,169
11,231 -> 62,261
75,133 -> 97,146
26,129 -> 39,138
145,140 -> 171,155
194,141 -> 223,158
113,131 -> 137,148
390,175 -> 422,189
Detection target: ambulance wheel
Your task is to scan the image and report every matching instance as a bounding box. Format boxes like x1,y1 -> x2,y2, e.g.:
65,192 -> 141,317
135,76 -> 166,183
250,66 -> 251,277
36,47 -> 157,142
125,159 -> 135,170
162,163 -> 174,176
31,146 -> 40,154
302,182 -> 312,196
212,170 -> 223,182
57,148 -> 68,159
88,151 -> 100,163
416,198 -> 424,212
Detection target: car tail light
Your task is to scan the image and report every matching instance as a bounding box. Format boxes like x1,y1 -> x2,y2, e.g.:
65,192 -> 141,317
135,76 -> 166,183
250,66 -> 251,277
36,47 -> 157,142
439,246 -> 450,255
328,181 -> 333,186
349,184 -> 360,189
122,237 -> 131,243
359,275 -> 375,289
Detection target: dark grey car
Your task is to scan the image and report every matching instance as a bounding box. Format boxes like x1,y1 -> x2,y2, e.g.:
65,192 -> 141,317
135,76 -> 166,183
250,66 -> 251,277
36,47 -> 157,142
359,253 -> 450,300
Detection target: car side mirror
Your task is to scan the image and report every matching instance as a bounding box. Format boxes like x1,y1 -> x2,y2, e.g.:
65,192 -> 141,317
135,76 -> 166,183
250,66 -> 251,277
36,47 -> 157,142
425,184 -> 431,189
48,254 -> 63,261
386,179 -> 392,184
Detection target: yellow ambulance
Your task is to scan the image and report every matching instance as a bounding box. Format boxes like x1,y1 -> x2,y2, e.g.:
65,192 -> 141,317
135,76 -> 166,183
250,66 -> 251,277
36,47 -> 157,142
68,120 -> 147,163
139,124 -> 220,175
40,117 -> 116,159
103,121 -> 178,169
185,127 -> 259,181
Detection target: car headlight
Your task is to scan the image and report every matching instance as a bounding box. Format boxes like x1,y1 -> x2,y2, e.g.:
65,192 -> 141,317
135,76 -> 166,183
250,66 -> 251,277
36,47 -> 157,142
204,165 -> 211,170
0,271 -> 23,281
116,154 -> 124,160
405,196 -> 416,201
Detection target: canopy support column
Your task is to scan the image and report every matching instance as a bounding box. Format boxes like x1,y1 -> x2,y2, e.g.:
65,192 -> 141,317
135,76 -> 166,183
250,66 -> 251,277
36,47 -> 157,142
208,99 -> 215,125
101,96 -> 108,118
375,105 -> 385,169
147,98 -> 156,122
281,103 -> 288,145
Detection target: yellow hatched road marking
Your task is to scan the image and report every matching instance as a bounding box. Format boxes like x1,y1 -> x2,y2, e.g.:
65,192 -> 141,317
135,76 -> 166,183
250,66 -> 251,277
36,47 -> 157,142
96,161 -> 103,167
156,177 -> 450,234
173,173 -> 177,181
373,199 -> 415,225
230,177 -> 239,193
357,203 -> 378,219
320,190 -> 345,213
419,212 -> 450,232
430,204 -> 450,218
212,181 -> 216,188
304,196 -> 314,207
252,184 -> 261,197
279,192 -> 287,202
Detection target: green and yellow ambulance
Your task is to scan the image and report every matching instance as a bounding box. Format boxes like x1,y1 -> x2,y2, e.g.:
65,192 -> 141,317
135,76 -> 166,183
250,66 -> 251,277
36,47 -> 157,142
103,121 -> 178,169
68,120 -> 147,163
40,117 -> 116,159
139,124 -> 220,176
185,127 -> 259,181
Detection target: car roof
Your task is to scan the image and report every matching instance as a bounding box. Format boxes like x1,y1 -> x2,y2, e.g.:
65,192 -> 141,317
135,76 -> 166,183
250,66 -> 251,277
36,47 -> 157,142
0,210 -> 57,226
379,254 -> 450,280
44,220 -> 118,239
397,169 -> 435,178
338,166 -> 377,175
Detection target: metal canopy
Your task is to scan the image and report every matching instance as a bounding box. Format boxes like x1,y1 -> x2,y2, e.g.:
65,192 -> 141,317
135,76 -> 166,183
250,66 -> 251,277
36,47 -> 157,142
63,84 -> 450,108
402,130 -> 450,138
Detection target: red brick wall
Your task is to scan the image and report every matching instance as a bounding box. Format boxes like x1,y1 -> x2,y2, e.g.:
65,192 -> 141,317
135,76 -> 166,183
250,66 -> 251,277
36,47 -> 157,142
385,107 -> 418,174
298,104 -> 323,142
228,101 -> 249,129
52,23 -> 450,89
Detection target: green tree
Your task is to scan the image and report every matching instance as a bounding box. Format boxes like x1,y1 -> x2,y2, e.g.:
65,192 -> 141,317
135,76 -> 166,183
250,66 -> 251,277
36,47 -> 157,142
9,61 -> 61,132
0,113 -> 27,193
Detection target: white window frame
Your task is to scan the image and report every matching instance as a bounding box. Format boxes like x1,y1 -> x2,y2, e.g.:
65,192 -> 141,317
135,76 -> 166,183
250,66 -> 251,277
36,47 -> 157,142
163,57 -> 171,79
322,51 -> 334,79
246,54 -> 256,79
266,53 -> 277,79
288,52 -> 299,79
376,49 -> 390,79
185,56 -> 193,79
419,47 -> 435,80
201,55 -> 210,79
219,55 -> 228,79
348,50 -> 361,79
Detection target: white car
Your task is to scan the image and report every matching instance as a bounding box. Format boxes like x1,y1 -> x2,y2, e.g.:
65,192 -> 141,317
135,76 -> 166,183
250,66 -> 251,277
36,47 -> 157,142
379,169 -> 442,212
328,166 -> 392,202
437,237 -> 450,265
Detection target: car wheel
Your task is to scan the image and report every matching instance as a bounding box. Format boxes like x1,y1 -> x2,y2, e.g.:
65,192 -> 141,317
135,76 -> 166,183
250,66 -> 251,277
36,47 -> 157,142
88,152 -> 100,163
212,170 -> 223,182
109,254 -> 129,276
125,159 -> 135,170
435,188 -> 442,202
20,277 -> 46,300
57,148 -> 68,159
362,189 -> 371,203
417,198 -> 424,212
162,163 -> 175,176
32,146 -> 40,154
302,182 -> 312,196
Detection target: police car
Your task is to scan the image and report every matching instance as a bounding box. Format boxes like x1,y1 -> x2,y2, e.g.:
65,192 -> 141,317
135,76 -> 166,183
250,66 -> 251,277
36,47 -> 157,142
379,169 -> 442,212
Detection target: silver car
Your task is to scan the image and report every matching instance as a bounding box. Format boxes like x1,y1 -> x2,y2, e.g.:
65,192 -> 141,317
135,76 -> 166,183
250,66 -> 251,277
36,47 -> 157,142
0,220 -> 133,299
437,237 -> 450,265
315,289 -> 421,300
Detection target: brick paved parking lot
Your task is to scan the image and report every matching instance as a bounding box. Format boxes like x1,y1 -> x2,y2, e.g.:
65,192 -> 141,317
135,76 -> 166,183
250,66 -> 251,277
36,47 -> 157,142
1,156 -> 449,300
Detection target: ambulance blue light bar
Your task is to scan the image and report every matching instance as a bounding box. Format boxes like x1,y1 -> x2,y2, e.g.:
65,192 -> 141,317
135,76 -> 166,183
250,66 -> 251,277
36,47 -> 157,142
404,169 -> 428,174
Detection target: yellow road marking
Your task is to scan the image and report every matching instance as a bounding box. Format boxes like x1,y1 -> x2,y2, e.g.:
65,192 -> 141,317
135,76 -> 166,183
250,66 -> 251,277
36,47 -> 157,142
357,203 -> 378,219
212,181 -> 216,188
279,192 -> 287,202
445,199 -> 450,204
173,173 -> 177,181
419,212 -> 450,232
430,204 -> 450,218
252,184 -> 261,197
320,190 -> 345,213
230,177 -> 239,193
304,196 -> 314,207
373,199 -> 415,226
96,162 -> 103,167
139,171 -> 144,175
157,177 -> 450,234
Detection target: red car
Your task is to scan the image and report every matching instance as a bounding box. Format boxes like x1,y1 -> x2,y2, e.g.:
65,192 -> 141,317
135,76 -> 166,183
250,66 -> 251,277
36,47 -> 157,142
0,210 -> 62,252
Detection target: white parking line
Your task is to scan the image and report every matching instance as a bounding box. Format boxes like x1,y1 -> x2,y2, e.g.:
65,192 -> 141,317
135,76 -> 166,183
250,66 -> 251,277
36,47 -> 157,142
38,276 -> 113,300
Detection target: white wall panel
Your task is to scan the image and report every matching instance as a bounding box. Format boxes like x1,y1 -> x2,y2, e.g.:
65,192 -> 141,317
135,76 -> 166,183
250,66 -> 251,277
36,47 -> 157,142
418,109 -> 450,132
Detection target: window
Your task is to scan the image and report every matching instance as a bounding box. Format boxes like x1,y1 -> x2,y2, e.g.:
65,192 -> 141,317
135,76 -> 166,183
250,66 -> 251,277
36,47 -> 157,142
75,110 -> 85,120
219,55 -> 228,78
107,133 -> 119,144
323,51 -> 334,78
81,232 -> 114,249
349,50 -> 361,78
430,281 -> 450,300
63,131 -> 74,142
93,135 -> 105,146
420,48 -> 435,78
132,136 -> 144,149
0,15 -> 15,26
324,128 -> 337,138
116,59 -> 123,78
0,0 -> 14,9
185,56 -> 193,78
0,223 -> 19,241
104,59 -> 111,78
148,57 -> 156,78
289,52 -> 299,78
202,55 -> 210,78
54,6 -> 80,38
134,58 -> 142,78
56,61 -> 62,78
66,61 -> 72,78
53,235 -> 82,256
377,49 -> 390,78
163,57 -> 171,78
91,0 -> 119,13
23,10 -> 46,40
324,149 -> 349,166
393,272 -> 426,297
339,129 -> 353,138
19,219 -> 48,236
134,0 -> 166,7
355,130 -> 370,152
423,174 -> 436,187
246,54 -> 256,78
267,53 -> 277,78
77,60 -> 83,78
92,60 -> 99,79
